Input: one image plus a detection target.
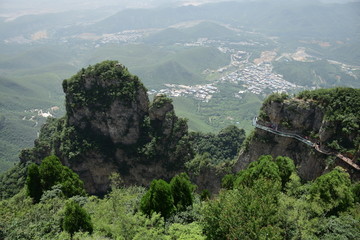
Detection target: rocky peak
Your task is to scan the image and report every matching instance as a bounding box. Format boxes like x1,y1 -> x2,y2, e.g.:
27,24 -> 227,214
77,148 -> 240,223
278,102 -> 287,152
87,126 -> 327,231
149,94 -> 174,122
235,89 -> 360,181
62,61 -> 149,145
20,61 -> 192,195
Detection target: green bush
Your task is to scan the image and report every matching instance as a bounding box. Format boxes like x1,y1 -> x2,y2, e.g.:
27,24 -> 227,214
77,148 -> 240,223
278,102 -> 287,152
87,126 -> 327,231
26,163 -> 43,203
140,179 -> 175,219
39,156 -> 64,191
170,173 -> 195,212
26,155 -> 85,203
202,179 -> 282,240
234,155 -> 282,189
63,200 -> 93,239
221,174 -> 235,190
310,167 -> 354,216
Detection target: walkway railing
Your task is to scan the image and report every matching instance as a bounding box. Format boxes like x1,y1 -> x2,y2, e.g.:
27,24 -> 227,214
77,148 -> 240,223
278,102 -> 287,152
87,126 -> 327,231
252,117 -> 360,170
252,117 -> 314,146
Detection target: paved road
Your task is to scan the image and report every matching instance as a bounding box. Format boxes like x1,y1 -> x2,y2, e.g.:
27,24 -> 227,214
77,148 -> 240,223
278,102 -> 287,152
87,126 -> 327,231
253,117 -> 360,171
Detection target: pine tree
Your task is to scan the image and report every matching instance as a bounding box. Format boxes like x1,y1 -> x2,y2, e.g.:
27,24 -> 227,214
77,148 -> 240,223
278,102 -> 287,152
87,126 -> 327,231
63,200 -> 93,239
26,163 -> 43,203
140,179 -> 175,219
170,173 -> 195,211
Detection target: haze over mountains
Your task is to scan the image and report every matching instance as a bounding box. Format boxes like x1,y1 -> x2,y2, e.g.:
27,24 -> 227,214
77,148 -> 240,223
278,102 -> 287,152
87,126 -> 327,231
0,0 -> 359,172
0,1 -> 360,239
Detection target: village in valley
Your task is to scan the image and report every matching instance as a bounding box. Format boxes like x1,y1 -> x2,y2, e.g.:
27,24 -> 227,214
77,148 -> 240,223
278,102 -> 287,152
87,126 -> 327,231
150,39 -> 303,102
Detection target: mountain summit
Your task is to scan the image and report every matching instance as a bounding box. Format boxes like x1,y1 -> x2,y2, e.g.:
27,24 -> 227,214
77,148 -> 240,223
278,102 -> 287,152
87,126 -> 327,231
20,61 -> 192,195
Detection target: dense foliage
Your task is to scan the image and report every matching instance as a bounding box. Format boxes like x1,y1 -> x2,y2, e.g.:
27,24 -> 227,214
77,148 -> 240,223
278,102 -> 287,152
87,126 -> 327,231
26,163 -> 43,203
263,92 -> 289,105
297,87 -> 360,157
19,116 -> 94,163
140,179 -> 175,219
63,200 -> 93,239
170,173 -> 196,212
203,155 -> 360,240
141,173 -> 195,219
187,125 -> 246,168
204,179 -> 283,239
0,163 -> 27,199
26,155 -> 85,203
63,60 -> 147,111
0,155 -> 359,239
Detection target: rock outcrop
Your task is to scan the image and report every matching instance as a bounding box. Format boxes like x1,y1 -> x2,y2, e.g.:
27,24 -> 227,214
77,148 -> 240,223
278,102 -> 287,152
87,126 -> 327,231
20,61 -> 192,195
235,91 -> 360,181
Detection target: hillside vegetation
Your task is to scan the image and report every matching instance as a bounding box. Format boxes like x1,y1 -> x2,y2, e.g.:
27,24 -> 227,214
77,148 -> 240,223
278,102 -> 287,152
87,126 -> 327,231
0,155 -> 359,239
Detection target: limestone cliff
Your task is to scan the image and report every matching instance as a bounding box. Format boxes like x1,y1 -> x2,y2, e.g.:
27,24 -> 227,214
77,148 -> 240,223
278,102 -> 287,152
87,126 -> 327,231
234,90 -> 360,181
20,61 -> 192,195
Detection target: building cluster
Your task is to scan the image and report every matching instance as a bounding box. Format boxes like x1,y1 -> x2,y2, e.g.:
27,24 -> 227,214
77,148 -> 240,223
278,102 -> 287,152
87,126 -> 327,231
99,30 -> 150,44
22,107 -> 61,128
151,46 -> 302,102
219,51 -> 301,95
149,83 -> 218,102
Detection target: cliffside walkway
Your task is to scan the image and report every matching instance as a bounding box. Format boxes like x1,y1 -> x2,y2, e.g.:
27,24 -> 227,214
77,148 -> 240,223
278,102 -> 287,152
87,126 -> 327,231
252,117 -> 360,171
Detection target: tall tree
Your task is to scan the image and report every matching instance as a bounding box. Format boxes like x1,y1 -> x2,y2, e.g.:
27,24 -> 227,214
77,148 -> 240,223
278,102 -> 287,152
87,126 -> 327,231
170,173 -> 195,212
140,179 -> 175,219
274,156 -> 296,189
60,167 -> 85,197
38,155 -> 63,191
63,200 -> 93,239
26,163 -> 43,203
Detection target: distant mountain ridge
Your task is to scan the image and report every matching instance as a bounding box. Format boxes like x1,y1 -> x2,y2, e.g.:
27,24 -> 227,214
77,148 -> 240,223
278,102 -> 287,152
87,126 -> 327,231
1,1 -> 359,42
88,1 -> 360,40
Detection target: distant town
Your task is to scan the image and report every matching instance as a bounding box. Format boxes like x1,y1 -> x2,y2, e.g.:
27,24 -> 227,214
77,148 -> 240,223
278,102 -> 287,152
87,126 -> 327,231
148,83 -> 219,102
149,39 -> 303,102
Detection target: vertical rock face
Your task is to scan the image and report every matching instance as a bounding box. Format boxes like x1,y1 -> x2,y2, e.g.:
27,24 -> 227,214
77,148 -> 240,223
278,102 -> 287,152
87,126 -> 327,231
20,61 -> 192,195
235,92 -> 360,181
63,62 -> 150,146
235,96 -> 328,181
234,129 -> 327,181
259,98 -> 324,134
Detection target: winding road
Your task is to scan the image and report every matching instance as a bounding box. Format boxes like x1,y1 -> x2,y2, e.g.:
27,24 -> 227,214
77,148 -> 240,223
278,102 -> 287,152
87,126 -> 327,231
252,117 -> 360,171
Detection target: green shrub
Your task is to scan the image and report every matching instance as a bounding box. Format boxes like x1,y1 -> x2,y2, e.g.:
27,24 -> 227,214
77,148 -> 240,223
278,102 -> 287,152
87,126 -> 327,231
170,173 -> 195,212
140,179 -> 175,219
63,200 -> 93,239
26,163 -> 43,203
309,167 -> 354,216
26,155 -> 85,203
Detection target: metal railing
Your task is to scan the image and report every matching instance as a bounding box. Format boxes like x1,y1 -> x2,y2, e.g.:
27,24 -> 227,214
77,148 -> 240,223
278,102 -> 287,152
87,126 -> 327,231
252,117 -> 360,170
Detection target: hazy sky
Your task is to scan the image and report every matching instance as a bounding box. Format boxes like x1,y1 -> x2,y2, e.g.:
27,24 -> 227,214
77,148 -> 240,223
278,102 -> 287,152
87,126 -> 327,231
0,0 -> 358,18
